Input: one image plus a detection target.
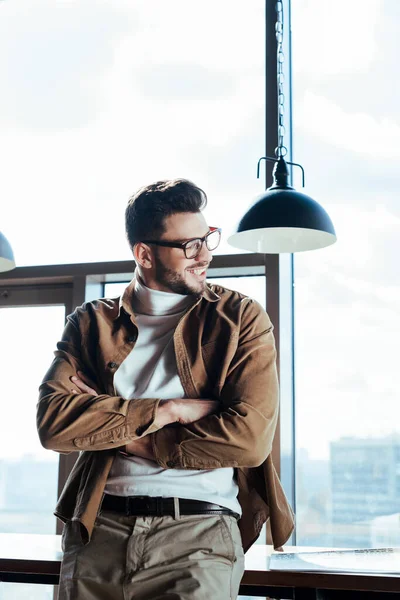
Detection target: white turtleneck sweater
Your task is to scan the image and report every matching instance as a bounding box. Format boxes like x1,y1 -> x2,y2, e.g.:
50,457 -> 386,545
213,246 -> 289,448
104,277 -> 241,515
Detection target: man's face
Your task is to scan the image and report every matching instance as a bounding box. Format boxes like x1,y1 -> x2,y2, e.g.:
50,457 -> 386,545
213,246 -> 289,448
150,212 -> 214,296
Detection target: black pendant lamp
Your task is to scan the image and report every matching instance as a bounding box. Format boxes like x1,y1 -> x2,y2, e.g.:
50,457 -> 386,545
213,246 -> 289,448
228,0 -> 336,254
0,231 -> 16,273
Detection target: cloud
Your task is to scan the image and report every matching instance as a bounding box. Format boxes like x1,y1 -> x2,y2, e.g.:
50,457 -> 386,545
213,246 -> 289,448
294,91 -> 400,159
292,0 -> 380,76
0,0 -> 268,265
110,0 -> 264,72
136,64 -> 236,101
293,203 -> 400,288
0,0 -> 134,130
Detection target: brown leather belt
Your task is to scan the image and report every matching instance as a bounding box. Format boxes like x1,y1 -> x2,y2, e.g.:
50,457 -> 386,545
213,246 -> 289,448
101,494 -> 240,520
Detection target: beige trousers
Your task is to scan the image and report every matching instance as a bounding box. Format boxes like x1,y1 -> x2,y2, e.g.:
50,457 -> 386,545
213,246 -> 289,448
58,509 -> 245,600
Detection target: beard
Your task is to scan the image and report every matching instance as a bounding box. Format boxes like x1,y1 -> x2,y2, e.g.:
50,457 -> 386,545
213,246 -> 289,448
154,252 -> 205,296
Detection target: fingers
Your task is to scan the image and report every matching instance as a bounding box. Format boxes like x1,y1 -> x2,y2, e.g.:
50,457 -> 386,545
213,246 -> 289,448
70,375 -> 97,395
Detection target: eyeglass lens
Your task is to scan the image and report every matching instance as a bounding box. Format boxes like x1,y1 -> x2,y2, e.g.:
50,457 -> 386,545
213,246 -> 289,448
185,229 -> 220,258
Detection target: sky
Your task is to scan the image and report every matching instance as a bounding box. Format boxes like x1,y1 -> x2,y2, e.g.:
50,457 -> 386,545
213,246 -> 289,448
0,0 -> 399,468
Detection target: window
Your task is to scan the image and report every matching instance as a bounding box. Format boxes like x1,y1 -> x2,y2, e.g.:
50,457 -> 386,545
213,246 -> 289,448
0,299 -> 69,600
0,303 -> 67,536
292,0 -> 400,548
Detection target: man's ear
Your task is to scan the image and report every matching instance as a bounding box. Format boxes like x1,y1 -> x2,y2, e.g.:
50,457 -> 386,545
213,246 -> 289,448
133,243 -> 154,269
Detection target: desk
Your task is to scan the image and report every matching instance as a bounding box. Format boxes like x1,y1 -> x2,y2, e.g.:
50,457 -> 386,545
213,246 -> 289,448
0,534 -> 399,599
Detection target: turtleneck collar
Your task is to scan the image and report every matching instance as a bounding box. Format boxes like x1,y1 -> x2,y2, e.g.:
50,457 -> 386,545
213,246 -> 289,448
118,274 -> 220,321
131,275 -> 195,316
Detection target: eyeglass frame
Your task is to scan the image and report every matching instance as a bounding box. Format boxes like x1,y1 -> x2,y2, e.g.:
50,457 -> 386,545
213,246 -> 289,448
140,227 -> 222,259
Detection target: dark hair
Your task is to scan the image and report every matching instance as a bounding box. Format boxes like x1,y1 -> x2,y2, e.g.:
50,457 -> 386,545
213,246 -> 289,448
125,178 -> 207,248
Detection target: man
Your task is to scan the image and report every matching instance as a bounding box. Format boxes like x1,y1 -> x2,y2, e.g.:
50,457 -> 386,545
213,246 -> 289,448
37,178 -> 294,600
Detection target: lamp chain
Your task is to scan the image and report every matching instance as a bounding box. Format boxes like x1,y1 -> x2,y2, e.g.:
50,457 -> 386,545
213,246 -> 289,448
275,0 -> 287,158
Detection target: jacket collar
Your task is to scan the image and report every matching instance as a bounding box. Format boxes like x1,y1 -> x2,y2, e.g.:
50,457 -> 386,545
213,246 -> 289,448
116,277 -> 220,320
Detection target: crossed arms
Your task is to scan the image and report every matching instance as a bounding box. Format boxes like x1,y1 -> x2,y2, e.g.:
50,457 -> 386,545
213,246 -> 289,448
37,300 -> 279,469
70,371 -> 219,461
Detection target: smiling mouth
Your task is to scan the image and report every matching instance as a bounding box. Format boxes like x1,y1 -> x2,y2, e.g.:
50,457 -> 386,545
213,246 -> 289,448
187,268 -> 207,276
186,264 -> 209,276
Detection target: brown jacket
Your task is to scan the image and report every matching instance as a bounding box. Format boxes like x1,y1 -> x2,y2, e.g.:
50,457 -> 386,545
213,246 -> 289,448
37,280 -> 294,551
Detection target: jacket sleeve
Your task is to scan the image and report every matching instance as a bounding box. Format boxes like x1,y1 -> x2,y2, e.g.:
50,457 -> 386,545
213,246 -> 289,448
151,299 -> 279,469
37,309 -> 162,453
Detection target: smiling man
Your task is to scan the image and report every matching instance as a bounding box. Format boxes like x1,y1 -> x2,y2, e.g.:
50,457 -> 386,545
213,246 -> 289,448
37,179 -> 294,600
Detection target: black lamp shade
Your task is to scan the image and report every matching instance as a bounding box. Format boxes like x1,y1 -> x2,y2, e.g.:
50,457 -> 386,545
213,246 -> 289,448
0,231 -> 16,272
228,187 -> 337,253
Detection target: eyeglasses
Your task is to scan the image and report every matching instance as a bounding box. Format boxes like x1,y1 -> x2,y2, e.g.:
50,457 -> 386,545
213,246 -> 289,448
141,227 -> 221,259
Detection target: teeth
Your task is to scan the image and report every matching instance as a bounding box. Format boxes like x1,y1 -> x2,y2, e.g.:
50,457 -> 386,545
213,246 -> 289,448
189,269 -> 205,275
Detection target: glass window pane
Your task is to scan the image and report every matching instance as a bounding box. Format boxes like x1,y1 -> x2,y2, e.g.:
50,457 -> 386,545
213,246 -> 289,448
1,0 -> 265,266
292,0 -> 400,548
1,584 -> 54,600
209,276 -> 266,309
0,306 -> 64,536
104,281 -> 127,298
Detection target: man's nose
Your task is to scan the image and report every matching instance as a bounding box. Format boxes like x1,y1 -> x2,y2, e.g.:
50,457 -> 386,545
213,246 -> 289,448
196,240 -> 213,263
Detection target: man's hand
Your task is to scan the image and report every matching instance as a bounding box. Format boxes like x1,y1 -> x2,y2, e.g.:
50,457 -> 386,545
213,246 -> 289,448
70,372 -> 99,396
123,400 -> 218,461
124,436 -> 155,460
168,399 -> 220,424
70,376 -> 219,427
70,375 -> 219,461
